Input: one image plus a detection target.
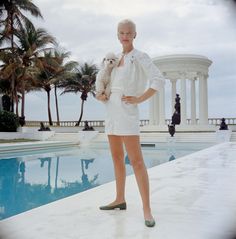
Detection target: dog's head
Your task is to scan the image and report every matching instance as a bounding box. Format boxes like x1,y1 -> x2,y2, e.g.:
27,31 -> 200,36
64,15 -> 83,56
102,52 -> 118,68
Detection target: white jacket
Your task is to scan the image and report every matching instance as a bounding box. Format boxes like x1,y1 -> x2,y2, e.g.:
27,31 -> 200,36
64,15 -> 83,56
111,48 -> 165,97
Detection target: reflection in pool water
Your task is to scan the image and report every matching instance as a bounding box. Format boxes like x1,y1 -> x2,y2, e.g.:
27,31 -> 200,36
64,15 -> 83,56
0,142 -> 214,220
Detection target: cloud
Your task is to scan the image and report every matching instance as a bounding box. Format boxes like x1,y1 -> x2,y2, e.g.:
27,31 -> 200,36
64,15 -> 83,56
51,0 -> 167,17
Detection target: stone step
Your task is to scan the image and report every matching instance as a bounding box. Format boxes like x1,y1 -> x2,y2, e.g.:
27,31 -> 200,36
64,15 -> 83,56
48,133 -> 79,142
48,131 -> 236,143
230,132 -> 236,141
88,132 -> 218,143
48,131 -> 99,143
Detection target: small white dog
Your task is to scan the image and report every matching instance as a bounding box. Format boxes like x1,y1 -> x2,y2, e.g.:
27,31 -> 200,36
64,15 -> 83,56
95,52 -> 118,99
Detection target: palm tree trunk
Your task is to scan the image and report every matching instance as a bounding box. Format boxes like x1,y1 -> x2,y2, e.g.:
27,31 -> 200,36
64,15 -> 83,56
15,88 -> 19,117
76,100 -> 85,126
10,13 -> 15,113
54,85 -> 60,126
19,88 -> 26,126
21,89 -> 25,117
46,90 -> 53,126
10,76 -> 14,112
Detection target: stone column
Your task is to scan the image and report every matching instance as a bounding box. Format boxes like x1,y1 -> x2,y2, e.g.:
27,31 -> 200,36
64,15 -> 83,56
203,74 -> 209,123
149,96 -> 154,125
198,73 -> 208,125
180,73 -> 187,125
190,77 -> 197,124
170,79 -> 177,113
158,85 -> 165,125
154,92 -> 159,125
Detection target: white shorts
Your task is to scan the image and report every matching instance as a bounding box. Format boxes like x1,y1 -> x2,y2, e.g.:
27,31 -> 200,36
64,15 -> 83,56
105,90 -> 140,136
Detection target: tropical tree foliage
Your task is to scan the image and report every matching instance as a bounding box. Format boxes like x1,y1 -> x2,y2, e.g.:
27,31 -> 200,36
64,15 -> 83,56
0,0 -> 42,46
34,51 -> 60,125
1,1 -> 97,126
34,49 -> 78,125
60,62 -> 98,126
15,21 -> 56,119
0,0 -> 43,116
48,49 -> 78,125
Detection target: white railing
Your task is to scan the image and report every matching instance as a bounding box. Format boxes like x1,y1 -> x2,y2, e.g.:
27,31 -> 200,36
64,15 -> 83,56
25,118 -> 236,127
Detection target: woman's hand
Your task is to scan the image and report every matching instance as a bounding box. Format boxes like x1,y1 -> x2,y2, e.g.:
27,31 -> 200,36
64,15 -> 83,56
121,89 -> 157,105
121,95 -> 141,104
96,94 -> 108,102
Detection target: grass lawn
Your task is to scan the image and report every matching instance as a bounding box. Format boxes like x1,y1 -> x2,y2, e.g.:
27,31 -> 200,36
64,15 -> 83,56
0,139 -> 39,144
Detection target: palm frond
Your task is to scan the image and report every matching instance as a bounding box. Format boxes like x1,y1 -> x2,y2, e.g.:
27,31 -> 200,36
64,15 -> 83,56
17,0 -> 43,19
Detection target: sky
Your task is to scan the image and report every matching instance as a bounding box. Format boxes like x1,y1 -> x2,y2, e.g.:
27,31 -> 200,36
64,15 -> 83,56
23,0 -> 236,122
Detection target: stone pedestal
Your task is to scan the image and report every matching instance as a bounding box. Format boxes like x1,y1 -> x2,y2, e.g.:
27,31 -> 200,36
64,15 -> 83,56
215,129 -> 232,143
141,124 -> 217,132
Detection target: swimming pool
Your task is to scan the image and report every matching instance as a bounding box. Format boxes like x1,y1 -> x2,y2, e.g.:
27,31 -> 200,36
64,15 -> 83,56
0,141 -> 214,220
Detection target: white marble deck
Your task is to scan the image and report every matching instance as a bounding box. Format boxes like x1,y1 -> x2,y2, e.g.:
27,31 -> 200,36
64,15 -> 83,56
1,142 -> 236,239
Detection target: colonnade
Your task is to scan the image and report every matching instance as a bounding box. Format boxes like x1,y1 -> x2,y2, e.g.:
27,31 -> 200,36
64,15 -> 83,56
149,54 -> 212,127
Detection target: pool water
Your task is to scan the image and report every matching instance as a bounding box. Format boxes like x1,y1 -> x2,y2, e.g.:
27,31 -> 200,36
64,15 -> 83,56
0,142 -> 214,220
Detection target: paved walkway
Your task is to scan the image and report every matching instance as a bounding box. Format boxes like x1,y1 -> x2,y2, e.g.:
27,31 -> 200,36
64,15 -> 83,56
1,142 -> 236,239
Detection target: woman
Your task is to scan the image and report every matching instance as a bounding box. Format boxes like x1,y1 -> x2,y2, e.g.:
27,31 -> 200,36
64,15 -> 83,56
96,19 -> 165,227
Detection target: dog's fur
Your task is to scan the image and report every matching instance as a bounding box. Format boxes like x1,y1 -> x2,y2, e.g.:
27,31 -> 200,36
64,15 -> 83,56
95,52 -> 118,98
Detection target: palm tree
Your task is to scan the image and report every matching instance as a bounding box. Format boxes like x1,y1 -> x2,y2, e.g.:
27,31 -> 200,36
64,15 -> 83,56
0,49 -> 22,115
34,49 -> 76,126
0,23 -> 55,120
60,63 -> 98,126
14,21 -> 56,121
0,0 -> 42,112
0,0 -> 42,47
47,49 -> 78,126
35,51 -> 59,126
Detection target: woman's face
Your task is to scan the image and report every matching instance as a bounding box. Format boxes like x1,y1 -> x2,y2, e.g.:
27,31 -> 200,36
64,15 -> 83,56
117,24 -> 136,47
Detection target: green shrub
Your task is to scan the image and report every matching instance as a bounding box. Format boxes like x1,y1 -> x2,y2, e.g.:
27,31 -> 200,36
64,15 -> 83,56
0,110 -> 20,132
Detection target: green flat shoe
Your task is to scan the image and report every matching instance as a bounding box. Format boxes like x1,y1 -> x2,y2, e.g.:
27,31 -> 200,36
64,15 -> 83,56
145,218 -> 156,227
99,202 -> 127,210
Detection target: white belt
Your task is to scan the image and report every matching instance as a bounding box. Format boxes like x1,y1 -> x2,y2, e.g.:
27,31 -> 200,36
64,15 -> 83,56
111,87 -> 123,93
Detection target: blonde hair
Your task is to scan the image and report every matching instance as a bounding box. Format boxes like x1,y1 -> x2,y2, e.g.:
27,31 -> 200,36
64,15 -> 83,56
117,19 -> 136,33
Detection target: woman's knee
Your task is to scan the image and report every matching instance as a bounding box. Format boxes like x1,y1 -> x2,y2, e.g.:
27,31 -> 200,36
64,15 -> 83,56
110,146 -> 125,162
130,158 -> 145,170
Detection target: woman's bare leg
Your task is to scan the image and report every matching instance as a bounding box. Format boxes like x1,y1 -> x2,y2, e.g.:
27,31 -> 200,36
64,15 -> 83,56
123,135 -> 153,220
107,135 -> 126,204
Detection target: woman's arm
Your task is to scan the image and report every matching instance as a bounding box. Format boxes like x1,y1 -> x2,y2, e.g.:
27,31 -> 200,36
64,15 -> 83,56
137,52 -> 165,91
121,88 -> 157,104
